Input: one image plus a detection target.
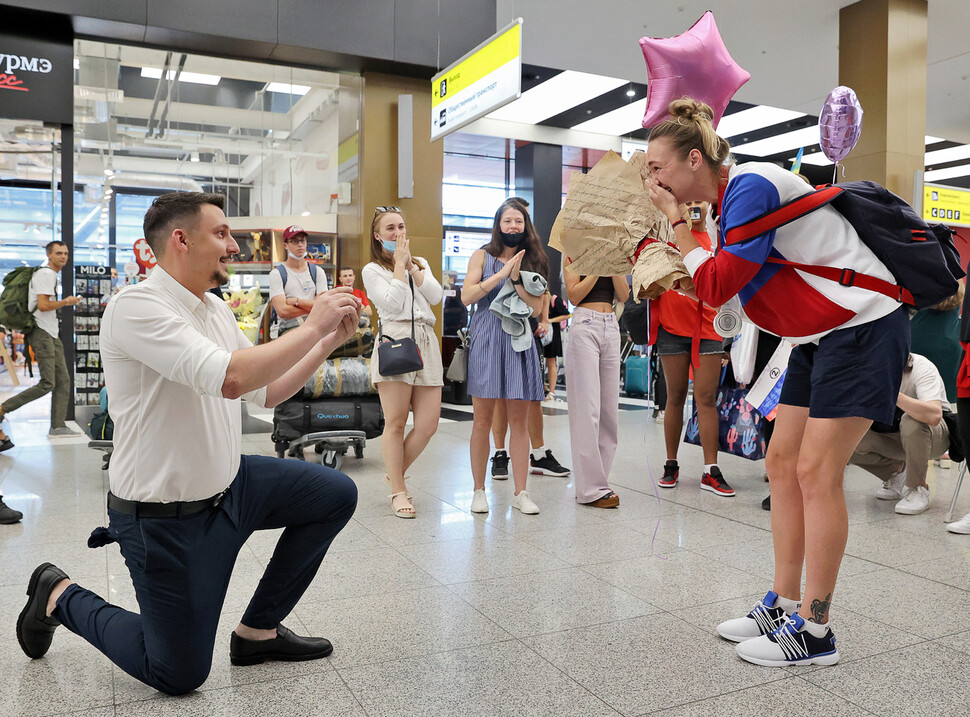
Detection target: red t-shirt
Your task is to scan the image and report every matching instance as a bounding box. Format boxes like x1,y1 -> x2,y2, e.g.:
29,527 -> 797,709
957,342 -> 970,398
657,229 -> 719,340
351,288 -> 370,307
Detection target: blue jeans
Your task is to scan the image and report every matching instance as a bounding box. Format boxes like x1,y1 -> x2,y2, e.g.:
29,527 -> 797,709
53,454 -> 357,695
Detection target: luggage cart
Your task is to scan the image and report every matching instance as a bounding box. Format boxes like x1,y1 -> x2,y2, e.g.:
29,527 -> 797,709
271,394 -> 384,471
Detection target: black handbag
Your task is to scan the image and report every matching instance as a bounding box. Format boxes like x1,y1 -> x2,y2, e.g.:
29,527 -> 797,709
377,275 -> 424,376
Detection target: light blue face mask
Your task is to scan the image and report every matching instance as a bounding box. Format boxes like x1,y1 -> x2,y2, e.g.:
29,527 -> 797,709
383,239 -> 396,254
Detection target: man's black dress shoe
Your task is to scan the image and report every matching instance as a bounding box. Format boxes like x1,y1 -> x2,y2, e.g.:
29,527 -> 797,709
229,623 -> 333,666
17,562 -> 70,658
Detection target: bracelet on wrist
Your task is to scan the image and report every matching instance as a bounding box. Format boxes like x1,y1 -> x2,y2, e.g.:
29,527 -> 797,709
670,218 -> 687,230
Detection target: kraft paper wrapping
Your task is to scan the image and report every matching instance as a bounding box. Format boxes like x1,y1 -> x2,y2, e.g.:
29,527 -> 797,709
632,241 -> 694,300
551,150 -> 692,299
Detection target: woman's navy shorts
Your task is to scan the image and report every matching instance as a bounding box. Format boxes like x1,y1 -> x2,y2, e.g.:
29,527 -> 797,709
778,307 -> 910,425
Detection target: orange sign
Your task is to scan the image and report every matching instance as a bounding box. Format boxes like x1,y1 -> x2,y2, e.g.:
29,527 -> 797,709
133,238 -> 157,272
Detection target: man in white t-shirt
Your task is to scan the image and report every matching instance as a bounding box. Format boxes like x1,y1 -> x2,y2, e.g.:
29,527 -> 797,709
0,241 -> 81,444
268,225 -> 328,336
850,353 -> 950,515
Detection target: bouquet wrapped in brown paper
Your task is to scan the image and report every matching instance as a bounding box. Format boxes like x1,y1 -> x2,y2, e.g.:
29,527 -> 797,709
551,150 -> 693,300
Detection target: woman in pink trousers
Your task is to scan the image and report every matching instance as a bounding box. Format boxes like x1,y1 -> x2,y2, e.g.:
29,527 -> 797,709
563,262 -> 629,507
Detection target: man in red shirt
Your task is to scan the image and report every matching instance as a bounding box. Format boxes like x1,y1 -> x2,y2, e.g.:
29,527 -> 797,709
338,267 -> 373,320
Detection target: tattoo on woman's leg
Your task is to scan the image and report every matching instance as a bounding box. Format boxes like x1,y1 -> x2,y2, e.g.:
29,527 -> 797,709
809,593 -> 831,624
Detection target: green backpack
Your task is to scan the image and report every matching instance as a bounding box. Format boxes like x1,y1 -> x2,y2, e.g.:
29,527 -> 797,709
0,266 -> 40,331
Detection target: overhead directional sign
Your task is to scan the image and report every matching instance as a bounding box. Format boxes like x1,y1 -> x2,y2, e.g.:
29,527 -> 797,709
924,184 -> 970,227
431,19 -> 522,141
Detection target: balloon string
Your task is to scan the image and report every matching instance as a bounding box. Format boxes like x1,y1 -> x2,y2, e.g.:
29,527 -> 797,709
832,163 -> 838,184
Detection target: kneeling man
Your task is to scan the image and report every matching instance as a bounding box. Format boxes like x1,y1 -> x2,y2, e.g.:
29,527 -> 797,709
16,192 -> 362,695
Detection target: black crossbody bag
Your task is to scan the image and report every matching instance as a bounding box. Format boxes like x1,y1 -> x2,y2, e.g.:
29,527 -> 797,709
377,274 -> 424,376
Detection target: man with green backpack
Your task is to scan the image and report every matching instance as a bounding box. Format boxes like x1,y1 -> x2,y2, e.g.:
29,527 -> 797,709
0,241 -> 81,453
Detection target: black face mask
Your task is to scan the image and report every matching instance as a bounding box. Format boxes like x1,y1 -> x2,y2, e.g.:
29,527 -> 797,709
501,231 -> 526,247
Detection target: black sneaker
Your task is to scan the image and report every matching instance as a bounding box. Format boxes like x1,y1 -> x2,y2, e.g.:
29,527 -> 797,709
659,460 -> 679,488
762,494 -> 771,511
701,466 -> 735,497
0,437 -> 13,453
530,450 -> 571,476
490,450 -> 509,480
0,496 -> 22,524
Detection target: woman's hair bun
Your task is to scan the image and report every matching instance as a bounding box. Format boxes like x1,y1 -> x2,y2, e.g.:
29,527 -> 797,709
668,98 -> 714,125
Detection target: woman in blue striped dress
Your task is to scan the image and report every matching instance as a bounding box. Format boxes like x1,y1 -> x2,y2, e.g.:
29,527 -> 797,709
461,198 -> 547,515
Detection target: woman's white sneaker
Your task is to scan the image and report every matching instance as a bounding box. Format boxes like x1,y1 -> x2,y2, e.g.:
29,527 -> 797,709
946,511 -> 970,534
716,591 -> 796,643
736,613 -> 839,667
471,489 -> 489,513
512,490 -> 539,514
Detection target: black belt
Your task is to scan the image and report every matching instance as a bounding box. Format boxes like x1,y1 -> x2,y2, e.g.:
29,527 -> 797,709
107,489 -> 227,519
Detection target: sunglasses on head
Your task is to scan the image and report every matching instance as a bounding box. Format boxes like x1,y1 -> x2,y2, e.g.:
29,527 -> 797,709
374,205 -> 402,215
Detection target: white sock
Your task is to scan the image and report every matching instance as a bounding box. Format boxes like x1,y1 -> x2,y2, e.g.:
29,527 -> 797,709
801,618 -> 829,638
704,464 -> 717,474
775,595 -> 800,615
494,448 -> 507,456
532,446 -> 547,460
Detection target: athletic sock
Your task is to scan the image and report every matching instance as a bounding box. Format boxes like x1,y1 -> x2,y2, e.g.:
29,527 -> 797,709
531,446 -> 547,460
704,464 -> 717,474
776,595 -> 801,614
801,619 -> 829,638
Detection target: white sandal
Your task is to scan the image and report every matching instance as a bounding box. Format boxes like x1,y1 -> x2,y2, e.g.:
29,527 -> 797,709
389,491 -> 416,519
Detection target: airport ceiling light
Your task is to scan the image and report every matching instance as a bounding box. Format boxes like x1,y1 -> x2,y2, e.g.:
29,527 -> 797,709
716,106 -> 806,140
571,100 -> 646,135
925,164 -> 970,182
487,70 -> 627,124
141,68 -> 222,85
732,125 -> 820,157
265,82 -> 311,96
925,144 -> 970,166
798,137 -> 949,167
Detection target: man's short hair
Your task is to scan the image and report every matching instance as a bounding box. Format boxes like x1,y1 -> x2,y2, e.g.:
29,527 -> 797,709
338,266 -> 354,274
45,240 -> 66,255
143,192 -> 226,257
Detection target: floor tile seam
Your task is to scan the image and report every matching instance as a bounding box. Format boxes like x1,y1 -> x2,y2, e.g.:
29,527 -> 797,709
110,669 -> 332,708
330,635 -> 523,674
832,605 -> 940,642
632,673 -> 800,716
897,567 -> 970,596
787,669 -> 890,716
572,562 -> 677,610
609,491 -> 776,533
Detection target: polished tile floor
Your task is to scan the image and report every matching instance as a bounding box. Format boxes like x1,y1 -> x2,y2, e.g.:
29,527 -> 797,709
2,371 -> 970,715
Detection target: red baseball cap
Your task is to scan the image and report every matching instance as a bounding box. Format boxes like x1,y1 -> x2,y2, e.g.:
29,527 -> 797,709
283,225 -> 308,242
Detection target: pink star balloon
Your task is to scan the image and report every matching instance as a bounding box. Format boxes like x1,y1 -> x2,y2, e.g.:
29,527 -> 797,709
639,11 -> 750,130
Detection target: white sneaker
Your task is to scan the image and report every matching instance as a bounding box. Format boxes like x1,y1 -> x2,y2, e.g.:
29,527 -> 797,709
895,485 -> 930,515
512,490 -> 539,515
716,591 -> 796,643
875,467 -> 906,500
946,512 -> 970,534
471,489 -> 489,514
736,613 -> 839,667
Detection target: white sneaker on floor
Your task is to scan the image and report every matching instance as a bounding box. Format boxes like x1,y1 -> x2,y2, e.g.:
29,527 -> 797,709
895,485 -> 930,515
471,489 -> 489,514
717,591 -> 796,643
512,490 -> 539,515
946,512 -> 970,534
736,613 -> 839,667
48,426 -> 82,437
875,467 -> 906,501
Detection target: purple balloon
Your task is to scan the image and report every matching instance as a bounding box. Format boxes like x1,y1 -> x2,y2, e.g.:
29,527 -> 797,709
819,86 -> 863,163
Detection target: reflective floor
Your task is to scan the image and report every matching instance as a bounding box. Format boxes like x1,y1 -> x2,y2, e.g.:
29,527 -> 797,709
2,370 -> 970,715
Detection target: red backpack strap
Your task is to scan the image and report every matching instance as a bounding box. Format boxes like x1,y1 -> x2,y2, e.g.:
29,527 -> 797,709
724,186 -> 843,246
764,257 -> 913,304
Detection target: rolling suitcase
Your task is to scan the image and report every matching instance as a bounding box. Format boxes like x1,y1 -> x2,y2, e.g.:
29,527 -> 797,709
624,355 -> 650,396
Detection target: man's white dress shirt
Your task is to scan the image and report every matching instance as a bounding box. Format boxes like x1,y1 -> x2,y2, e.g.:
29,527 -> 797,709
100,266 -> 267,502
